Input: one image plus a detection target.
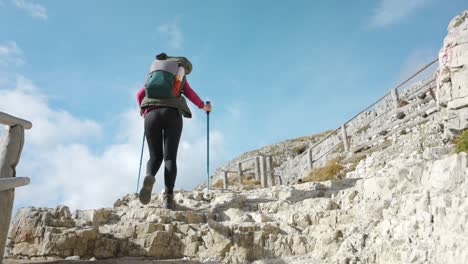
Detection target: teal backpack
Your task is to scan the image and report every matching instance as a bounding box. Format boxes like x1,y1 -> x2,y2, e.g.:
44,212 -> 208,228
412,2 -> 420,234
145,55 -> 192,99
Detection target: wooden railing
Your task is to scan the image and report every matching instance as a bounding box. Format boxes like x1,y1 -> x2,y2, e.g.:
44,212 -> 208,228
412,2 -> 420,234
299,59 -> 439,171
220,154 -> 281,189
213,58 -> 439,189
0,112 -> 32,264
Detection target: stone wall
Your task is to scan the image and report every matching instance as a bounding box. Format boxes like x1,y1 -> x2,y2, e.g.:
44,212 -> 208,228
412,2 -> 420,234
437,11 -> 468,136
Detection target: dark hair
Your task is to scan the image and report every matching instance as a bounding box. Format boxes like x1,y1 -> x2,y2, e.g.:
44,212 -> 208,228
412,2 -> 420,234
156,53 -> 168,60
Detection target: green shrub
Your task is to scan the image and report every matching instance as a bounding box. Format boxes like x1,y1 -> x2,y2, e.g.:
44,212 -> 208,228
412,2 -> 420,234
455,130 -> 468,153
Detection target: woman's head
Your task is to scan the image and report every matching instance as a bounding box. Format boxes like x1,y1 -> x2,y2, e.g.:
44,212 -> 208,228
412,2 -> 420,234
156,53 -> 168,60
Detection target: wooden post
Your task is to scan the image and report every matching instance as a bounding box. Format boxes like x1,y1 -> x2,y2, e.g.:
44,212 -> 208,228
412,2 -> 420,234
0,125 -> 25,263
341,124 -> 349,152
276,175 -> 283,185
223,171 -> 228,189
391,88 -> 400,109
267,156 -> 275,186
237,162 -> 243,185
260,156 -> 268,188
254,156 -> 261,181
308,149 -> 314,169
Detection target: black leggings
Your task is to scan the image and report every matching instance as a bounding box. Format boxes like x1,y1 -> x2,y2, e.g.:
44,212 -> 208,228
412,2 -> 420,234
144,107 -> 183,194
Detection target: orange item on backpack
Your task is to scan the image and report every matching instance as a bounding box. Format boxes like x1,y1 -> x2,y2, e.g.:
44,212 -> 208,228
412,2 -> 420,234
173,66 -> 186,97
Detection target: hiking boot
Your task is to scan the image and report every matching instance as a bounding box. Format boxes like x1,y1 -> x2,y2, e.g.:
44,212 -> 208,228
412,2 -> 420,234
138,176 -> 155,205
163,193 -> 175,210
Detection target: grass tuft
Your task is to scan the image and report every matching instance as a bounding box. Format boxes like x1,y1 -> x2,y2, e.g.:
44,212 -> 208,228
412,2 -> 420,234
212,174 -> 239,188
243,176 -> 261,186
455,129 -> 468,153
303,158 -> 343,182
212,179 -> 224,188
292,144 -> 308,155
356,125 -> 370,134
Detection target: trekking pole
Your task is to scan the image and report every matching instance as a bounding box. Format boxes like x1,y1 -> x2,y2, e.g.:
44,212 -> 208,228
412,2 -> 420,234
136,131 -> 146,194
206,101 -> 211,193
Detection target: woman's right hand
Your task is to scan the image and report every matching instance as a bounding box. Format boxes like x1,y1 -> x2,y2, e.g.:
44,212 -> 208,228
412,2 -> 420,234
203,102 -> 212,113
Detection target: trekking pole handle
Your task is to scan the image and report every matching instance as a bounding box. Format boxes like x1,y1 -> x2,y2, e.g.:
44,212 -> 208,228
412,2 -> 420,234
205,101 -> 211,114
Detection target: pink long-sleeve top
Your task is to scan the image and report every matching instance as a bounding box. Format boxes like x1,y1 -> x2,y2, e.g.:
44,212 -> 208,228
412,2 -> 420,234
137,81 -> 205,117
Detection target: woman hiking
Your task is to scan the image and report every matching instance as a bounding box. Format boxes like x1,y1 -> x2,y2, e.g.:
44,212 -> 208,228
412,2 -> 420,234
137,52 -> 211,209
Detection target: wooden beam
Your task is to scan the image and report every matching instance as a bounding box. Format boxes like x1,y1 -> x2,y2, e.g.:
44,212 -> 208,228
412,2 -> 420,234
237,162 -> 243,185
0,112 -> 32,129
353,113 -> 432,152
223,171 -> 228,189
267,156 -> 275,186
261,156 -> 267,188
254,156 -> 260,181
341,124 -> 349,152
403,79 -> 436,101
395,96 -> 431,115
391,88 -> 400,109
308,149 -> 314,169
0,177 -> 30,192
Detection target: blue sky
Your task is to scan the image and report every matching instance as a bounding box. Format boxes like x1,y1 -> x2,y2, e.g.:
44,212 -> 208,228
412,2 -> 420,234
0,0 -> 466,210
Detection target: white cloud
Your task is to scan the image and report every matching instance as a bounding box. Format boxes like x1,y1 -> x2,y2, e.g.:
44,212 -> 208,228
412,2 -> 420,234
0,76 -> 102,147
12,0 -> 47,20
0,41 -> 24,66
157,20 -> 184,49
369,0 -> 432,28
1,76 -> 226,211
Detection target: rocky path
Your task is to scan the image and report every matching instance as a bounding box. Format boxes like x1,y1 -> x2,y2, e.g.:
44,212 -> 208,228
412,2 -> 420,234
3,257 -> 202,264
6,148 -> 468,263
4,256 -> 324,264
